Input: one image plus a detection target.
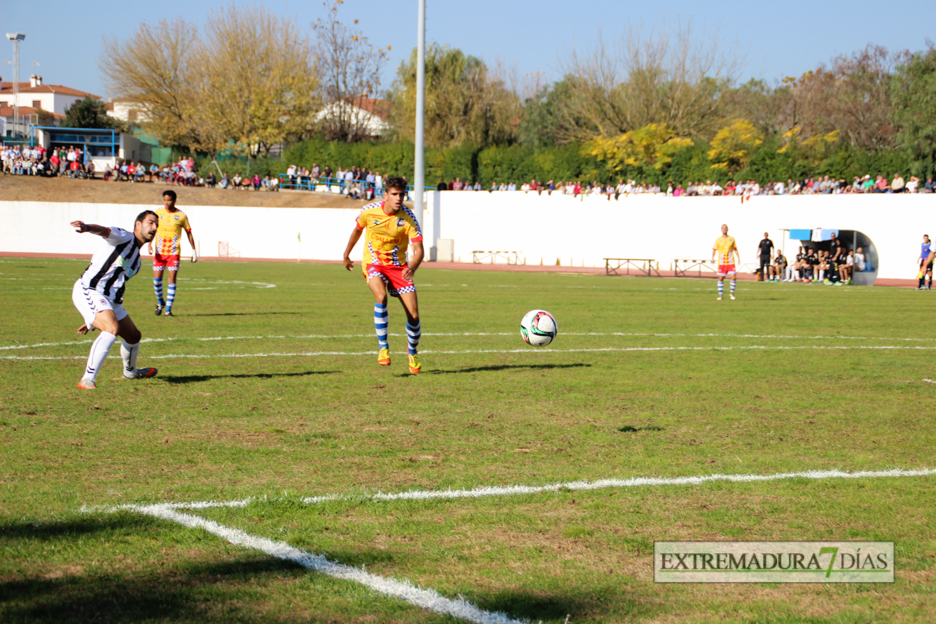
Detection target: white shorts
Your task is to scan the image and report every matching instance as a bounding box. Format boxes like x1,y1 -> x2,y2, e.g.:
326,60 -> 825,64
72,280 -> 127,327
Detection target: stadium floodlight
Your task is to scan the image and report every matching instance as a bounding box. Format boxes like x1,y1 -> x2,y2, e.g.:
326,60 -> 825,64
413,1 -> 425,237
5,33 -> 25,140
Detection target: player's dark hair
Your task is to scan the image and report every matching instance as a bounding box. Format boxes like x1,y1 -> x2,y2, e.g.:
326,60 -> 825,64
162,190 -> 177,201
385,176 -> 407,192
135,210 -> 158,225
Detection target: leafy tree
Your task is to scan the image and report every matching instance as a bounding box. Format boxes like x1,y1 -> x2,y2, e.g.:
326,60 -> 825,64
389,43 -> 520,148
891,45 -> 936,177
518,77 -> 582,148
586,124 -> 693,171
63,97 -> 117,129
100,6 -> 319,156
200,5 -> 321,156
556,21 -> 746,143
312,0 -> 390,142
708,118 -> 763,174
778,45 -> 907,151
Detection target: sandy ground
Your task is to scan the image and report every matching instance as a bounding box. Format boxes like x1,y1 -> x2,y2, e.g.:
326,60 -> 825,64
0,173 -> 365,209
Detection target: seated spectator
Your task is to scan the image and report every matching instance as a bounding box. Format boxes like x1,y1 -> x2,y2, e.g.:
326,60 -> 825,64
770,253 -> 787,282
891,173 -> 905,193
854,247 -> 867,272
907,176 -> 920,193
839,250 -> 853,284
269,176 -> 279,192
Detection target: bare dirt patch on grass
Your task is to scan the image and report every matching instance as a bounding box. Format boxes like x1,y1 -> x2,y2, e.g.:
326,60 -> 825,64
0,174 -> 366,209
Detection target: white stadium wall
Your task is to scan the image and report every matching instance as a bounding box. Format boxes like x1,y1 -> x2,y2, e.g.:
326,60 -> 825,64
1,192 -> 934,281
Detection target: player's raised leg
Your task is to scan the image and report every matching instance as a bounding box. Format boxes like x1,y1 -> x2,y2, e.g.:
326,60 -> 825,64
368,275 -> 391,365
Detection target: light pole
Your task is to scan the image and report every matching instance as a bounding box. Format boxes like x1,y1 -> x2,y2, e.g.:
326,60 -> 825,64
413,1 -> 425,232
6,32 -> 25,140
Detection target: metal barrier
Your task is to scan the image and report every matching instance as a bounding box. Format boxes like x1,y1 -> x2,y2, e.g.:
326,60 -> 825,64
604,258 -> 661,277
472,251 -> 522,265
276,175 -> 434,198
671,258 -> 718,277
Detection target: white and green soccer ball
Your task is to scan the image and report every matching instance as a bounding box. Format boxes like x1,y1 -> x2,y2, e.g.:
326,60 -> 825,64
520,309 -> 558,347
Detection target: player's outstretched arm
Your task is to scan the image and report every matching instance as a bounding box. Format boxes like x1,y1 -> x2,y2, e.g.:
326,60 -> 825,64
343,227 -> 363,271
71,221 -> 111,238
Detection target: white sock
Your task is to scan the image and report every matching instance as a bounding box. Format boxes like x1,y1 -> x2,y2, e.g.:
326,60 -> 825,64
84,331 -> 117,381
819,270 -> 825,280
121,341 -> 140,377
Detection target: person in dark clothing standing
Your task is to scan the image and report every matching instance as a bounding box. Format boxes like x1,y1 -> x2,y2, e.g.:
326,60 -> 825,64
756,232 -> 775,282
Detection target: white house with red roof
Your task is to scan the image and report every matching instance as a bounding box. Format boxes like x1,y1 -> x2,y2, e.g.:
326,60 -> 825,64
0,74 -> 99,136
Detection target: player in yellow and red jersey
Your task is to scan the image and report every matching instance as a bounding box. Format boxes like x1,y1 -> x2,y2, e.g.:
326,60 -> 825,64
147,190 -> 197,317
712,223 -> 741,301
342,176 -> 424,374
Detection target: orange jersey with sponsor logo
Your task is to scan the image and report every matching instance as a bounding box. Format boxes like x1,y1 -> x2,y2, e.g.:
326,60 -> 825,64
154,207 -> 192,255
355,201 -> 423,269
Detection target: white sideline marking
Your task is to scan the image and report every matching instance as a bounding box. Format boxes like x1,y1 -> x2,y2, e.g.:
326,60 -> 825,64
4,330 -> 932,353
924,379 -> 936,384
128,504 -> 522,624
144,467 -> 936,511
6,344 -> 936,361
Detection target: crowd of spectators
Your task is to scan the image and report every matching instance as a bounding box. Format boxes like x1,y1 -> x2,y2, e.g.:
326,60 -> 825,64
432,173 -> 935,197
212,172 -> 279,191
6,146 -> 935,200
1,144 -> 95,178
283,163 -> 385,200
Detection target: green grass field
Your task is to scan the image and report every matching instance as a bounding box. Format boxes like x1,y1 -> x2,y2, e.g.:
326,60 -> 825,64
1,257 -> 935,623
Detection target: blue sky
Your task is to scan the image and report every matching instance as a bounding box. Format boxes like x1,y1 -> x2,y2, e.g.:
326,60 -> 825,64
3,0 -> 932,99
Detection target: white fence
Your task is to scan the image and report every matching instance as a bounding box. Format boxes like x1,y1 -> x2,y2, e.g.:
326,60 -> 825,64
1,192 -> 933,280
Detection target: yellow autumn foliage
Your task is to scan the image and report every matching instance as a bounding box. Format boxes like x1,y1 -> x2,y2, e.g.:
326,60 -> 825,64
586,124 -> 693,170
707,118 -> 763,173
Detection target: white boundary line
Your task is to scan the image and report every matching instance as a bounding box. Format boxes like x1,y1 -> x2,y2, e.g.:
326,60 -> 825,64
99,466 -> 936,623
126,504 -> 521,624
8,344 -> 936,362
4,330 -> 933,352
104,467 -> 934,511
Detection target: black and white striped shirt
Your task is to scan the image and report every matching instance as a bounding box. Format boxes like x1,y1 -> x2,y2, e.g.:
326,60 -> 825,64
79,227 -> 142,304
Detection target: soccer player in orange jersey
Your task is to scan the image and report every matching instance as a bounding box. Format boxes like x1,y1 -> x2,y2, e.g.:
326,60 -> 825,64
342,176 -> 424,374
147,190 -> 197,317
712,223 -> 741,301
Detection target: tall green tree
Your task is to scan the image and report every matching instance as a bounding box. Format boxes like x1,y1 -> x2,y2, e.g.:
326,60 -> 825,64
891,46 -> 936,177
63,97 -> 118,129
389,43 -> 520,148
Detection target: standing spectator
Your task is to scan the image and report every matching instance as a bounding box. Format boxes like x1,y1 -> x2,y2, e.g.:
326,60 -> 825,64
756,232 -> 775,282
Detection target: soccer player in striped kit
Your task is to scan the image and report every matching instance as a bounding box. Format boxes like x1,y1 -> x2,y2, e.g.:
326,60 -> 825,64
342,177 -> 424,374
70,212 -> 160,389
147,190 -> 197,317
